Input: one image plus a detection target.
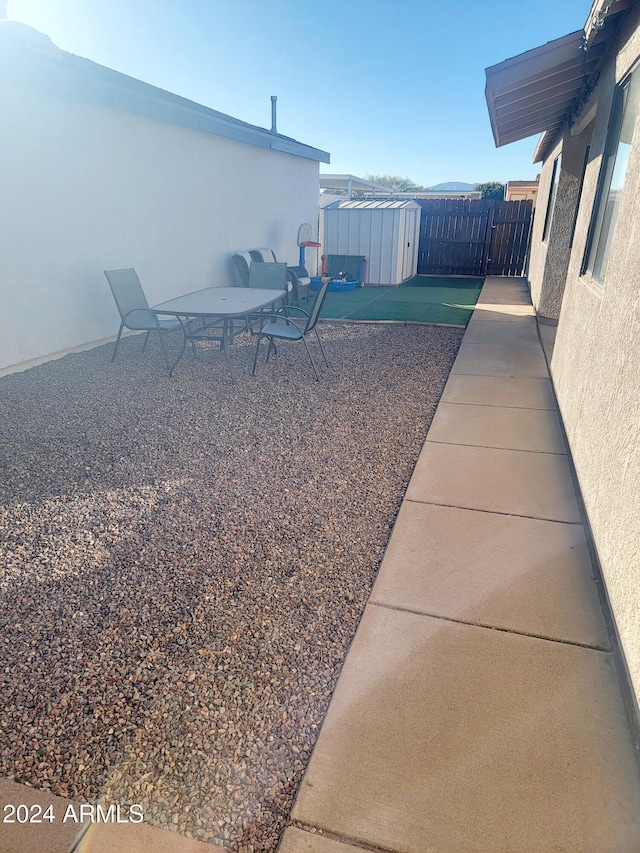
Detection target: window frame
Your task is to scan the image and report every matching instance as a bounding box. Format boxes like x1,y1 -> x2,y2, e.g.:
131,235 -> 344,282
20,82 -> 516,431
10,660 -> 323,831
581,64 -> 640,284
542,155 -> 561,242
569,145 -> 590,250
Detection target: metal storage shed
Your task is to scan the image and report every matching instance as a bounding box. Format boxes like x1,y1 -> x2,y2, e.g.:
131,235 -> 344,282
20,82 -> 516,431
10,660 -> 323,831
322,200 -> 421,286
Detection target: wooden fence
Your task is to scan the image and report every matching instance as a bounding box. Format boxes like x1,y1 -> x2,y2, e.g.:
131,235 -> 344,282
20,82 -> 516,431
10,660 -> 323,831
416,199 -> 533,277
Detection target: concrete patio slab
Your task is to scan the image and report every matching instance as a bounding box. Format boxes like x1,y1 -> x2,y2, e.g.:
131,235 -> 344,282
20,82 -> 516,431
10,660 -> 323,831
462,319 -> 540,346
75,821 -> 220,852
279,827 -> 362,853
405,442 -> 581,523
451,342 -> 549,378
441,374 -> 556,410
371,502 -> 609,646
292,607 -> 640,853
0,779 -> 86,853
0,779 -> 219,853
427,402 -> 566,453
478,279 -> 530,291
468,303 -> 535,322
467,308 -> 536,324
476,290 -> 532,306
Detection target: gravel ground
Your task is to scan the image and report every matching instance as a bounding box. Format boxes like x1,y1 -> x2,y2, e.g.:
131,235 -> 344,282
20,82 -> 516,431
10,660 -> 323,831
0,322 -> 462,851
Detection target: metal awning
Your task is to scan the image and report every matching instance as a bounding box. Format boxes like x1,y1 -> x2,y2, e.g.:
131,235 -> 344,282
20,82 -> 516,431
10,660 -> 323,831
319,174 -> 393,197
485,0 -> 636,162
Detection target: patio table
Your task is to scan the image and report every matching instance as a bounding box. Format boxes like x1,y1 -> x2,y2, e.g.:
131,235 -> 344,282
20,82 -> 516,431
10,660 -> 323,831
152,286 -> 286,382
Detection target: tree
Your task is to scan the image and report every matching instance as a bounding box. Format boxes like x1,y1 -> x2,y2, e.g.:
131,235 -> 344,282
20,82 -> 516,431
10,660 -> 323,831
365,174 -> 427,193
474,181 -> 505,200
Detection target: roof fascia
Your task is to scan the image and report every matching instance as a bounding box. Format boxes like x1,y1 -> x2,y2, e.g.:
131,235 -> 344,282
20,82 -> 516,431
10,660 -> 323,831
1,40 -> 330,163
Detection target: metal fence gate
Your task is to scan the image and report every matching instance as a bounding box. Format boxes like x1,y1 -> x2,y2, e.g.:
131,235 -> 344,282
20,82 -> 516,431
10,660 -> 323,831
416,199 -> 533,277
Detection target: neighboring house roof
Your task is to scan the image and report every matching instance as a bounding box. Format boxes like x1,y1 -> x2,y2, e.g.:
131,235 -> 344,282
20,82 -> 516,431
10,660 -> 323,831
484,0 -> 635,162
0,20 -> 330,164
405,191 -> 482,199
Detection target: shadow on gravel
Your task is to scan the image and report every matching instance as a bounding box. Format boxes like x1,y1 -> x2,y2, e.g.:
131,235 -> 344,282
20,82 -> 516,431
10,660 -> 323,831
0,323 -> 463,851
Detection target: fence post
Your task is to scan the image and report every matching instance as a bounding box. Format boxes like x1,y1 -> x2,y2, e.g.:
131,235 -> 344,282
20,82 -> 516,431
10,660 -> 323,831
481,203 -> 495,277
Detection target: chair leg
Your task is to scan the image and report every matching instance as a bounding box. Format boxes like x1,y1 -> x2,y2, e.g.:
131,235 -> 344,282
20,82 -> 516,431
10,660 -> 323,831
156,329 -> 172,374
111,323 -> 125,363
302,336 -> 320,381
252,334 -> 264,376
315,328 -> 329,366
142,330 -> 151,352
266,339 -> 277,362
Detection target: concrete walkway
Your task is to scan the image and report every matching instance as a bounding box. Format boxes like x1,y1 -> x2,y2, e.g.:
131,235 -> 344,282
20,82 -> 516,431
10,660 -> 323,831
281,277 -> 640,853
2,277 -> 639,852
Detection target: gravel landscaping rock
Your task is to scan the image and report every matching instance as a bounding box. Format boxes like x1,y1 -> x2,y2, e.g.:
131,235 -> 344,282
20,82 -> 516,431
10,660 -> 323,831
0,323 -> 462,851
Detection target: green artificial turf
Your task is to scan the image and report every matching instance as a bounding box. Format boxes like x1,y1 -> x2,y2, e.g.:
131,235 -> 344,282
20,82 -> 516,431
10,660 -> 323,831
319,276 -> 483,326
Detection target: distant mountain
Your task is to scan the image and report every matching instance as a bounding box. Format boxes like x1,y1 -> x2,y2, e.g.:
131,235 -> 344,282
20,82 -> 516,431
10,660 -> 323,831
429,182 -> 477,191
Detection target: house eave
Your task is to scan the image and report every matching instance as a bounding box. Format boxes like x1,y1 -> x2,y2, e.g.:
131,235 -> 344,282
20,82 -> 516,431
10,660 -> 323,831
485,0 -> 636,163
0,24 -> 330,164
485,30 -> 587,149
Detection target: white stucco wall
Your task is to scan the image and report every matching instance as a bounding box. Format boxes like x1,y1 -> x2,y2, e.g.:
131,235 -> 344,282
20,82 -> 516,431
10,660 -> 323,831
551,5 -> 640,704
0,75 -> 320,371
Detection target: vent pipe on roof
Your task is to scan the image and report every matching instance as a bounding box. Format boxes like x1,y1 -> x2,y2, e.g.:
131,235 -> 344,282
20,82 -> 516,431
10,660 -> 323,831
270,95 -> 277,134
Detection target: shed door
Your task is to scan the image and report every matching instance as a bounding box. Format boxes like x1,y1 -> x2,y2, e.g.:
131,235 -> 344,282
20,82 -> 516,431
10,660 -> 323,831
400,209 -> 418,282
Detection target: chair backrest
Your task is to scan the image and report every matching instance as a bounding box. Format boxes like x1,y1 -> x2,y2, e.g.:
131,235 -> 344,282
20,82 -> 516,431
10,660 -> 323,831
248,261 -> 288,290
304,277 -> 332,334
104,268 -> 155,327
287,264 -> 309,279
249,248 -> 278,263
232,252 -> 252,287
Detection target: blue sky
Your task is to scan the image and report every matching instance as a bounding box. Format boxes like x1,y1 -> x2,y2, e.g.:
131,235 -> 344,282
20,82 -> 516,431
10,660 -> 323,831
7,0 -> 591,186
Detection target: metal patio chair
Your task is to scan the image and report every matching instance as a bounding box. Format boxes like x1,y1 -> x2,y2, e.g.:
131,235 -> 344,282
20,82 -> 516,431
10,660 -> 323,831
232,252 -> 253,287
283,265 -> 310,304
251,277 -> 331,380
248,260 -> 288,292
247,260 -> 289,317
249,248 -> 278,264
104,268 -> 184,371
248,249 -> 309,305
233,251 -> 294,315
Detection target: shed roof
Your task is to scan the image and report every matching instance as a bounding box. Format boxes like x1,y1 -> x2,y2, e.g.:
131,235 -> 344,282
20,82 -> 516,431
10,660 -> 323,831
0,21 -> 330,164
484,0 -> 635,163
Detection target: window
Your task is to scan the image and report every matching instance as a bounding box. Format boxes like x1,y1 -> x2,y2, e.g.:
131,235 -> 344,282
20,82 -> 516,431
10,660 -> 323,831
569,145 -> 590,249
583,67 -> 640,284
542,155 -> 561,241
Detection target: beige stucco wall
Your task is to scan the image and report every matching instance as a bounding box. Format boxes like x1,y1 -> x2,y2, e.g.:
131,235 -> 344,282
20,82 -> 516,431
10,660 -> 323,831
527,140 -> 560,314
0,74 -> 320,371
528,126 -> 592,321
505,186 -> 538,205
551,3 -> 640,703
